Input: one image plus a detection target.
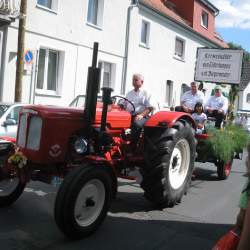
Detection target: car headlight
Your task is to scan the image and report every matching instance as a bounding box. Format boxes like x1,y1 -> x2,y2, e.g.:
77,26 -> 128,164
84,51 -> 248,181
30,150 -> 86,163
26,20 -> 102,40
74,138 -> 88,154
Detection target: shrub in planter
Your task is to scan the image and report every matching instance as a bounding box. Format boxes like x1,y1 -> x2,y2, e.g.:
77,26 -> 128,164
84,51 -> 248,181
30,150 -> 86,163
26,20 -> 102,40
206,125 -> 249,162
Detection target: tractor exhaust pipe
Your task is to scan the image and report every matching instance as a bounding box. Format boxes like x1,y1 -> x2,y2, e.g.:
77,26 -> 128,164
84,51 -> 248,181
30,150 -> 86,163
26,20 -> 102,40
100,87 -> 113,131
84,42 -> 101,135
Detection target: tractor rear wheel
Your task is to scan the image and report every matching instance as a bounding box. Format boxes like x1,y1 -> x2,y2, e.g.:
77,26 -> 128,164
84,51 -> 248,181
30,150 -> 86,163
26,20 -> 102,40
54,164 -> 113,239
141,121 -> 196,207
216,160 -> 233,180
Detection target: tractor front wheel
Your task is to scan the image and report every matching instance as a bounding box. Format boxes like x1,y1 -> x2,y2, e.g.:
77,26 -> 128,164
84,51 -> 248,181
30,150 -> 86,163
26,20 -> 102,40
141,121 -> 196,207
54,164 -> 113,239
0,167 -> 26,207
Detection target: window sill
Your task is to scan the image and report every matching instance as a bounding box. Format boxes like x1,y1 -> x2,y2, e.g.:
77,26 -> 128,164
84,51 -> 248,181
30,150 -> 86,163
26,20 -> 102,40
36,4 -> 58,14
201,24 -> 208,30
35,90 -> 61,98
86,22 -> 102,31
173,55 -> 185,62
139,43 -> 150,49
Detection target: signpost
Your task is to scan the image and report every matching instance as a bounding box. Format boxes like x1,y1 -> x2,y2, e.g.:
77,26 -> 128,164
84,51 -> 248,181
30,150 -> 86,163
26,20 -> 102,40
194,48 -> 243,84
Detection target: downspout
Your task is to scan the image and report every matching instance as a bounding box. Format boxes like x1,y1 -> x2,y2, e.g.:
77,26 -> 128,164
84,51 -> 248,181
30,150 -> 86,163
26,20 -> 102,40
121,0 -> 138,95
0,25 -> 8,101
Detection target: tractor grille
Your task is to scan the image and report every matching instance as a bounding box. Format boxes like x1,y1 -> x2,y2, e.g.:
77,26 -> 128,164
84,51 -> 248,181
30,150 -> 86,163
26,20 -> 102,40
17,113 -> 27,147
27,116 -> 42,150
17,112 -> 42,150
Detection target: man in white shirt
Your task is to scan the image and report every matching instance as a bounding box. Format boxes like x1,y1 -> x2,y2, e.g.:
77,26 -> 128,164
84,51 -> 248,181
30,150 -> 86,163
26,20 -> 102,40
205,85 -> 228,128
175,81 -> 205,113
124,74 -> 155,128
122,74 -> 155,143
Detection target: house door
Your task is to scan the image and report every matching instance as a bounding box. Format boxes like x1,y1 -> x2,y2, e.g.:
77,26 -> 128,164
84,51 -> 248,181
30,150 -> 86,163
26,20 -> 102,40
0,30 -> 3,100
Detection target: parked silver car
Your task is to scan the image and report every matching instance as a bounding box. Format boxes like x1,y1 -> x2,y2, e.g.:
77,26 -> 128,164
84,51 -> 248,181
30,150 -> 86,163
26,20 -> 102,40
0,103 -> 26,138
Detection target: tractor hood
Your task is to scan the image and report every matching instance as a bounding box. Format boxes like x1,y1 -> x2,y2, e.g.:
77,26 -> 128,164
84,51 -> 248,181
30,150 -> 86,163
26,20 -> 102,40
21,104 -> 132,129
22,104 -> 85,119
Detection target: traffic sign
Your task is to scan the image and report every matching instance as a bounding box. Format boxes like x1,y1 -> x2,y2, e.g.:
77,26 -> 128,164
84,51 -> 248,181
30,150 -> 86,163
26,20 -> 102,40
194,48 -> 243,84
24,50 -> 33,64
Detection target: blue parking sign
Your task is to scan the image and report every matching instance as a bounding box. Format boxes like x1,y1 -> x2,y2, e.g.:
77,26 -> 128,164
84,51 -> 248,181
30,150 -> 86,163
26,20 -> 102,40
24,50 -> 33,64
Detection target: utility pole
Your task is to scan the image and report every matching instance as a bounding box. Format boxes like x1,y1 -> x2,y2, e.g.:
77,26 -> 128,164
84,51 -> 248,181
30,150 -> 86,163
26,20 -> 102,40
15,0 -> 27,102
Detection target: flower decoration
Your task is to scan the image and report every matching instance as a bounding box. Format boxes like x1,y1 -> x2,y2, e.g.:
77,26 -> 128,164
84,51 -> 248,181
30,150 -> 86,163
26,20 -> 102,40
8,148 -> 27,169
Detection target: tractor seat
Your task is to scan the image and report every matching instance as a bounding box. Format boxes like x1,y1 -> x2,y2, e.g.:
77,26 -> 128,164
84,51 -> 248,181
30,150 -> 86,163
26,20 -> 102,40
205,116 -> 226,130
207,117 -> 216,122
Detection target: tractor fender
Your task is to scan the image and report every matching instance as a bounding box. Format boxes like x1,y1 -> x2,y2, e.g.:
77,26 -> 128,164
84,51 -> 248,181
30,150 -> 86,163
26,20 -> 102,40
145,111 -> 196,128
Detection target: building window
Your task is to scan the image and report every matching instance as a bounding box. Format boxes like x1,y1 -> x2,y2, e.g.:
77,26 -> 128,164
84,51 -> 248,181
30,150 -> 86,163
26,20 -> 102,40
87,0 -> 104,27
181,83 -> 190,96
201,11 -> 209,28
37,0 -> 58,11
247,93 -> 250,103
174,37 -> 185,60
140,20 -> 150,47
165,80 -> 173,107
98,61 -> 116,89
37,48 -> 60,94
37,0 -> 52,8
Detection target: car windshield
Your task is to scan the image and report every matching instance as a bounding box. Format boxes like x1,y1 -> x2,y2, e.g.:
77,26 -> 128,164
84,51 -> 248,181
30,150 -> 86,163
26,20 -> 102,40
70,95 -> 86,107
69,95 -> 102,107
0,104 -> 10,118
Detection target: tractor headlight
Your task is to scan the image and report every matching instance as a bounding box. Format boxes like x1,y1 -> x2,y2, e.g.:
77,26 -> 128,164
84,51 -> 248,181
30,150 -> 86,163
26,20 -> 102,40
74,138 -> 88,154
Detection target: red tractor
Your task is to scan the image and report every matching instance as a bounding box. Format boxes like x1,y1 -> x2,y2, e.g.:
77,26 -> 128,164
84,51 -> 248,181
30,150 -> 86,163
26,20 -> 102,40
0,43 -> 235,239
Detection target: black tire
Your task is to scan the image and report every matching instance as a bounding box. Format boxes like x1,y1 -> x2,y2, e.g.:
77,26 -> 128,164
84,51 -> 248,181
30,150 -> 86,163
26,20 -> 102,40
216,160 -> 233,180
54,164 -> 113,239
0,168 -> 26,207
141,121 -> 196,207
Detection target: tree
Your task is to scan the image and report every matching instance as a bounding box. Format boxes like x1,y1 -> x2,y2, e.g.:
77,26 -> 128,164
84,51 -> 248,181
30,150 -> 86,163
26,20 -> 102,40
228,42 -> 250,62
227,42 -> 249,121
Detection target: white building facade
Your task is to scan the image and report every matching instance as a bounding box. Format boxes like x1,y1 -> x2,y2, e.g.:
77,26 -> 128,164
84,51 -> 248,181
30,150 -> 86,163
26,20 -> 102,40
238,62 -> 250,111
0,0 -> 226,107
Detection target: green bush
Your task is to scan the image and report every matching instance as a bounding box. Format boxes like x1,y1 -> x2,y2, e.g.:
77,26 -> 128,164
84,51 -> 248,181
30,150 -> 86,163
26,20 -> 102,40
206,125 -> 249,162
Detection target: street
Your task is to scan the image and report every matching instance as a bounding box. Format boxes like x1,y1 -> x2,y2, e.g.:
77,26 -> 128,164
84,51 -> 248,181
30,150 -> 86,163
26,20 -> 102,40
0,154 -> 247,250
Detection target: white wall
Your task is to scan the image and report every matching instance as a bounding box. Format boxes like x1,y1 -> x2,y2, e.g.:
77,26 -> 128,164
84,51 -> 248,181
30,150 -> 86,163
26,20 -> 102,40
1,0 -> 223,107
25,0 -> 129,56
239,82 -> 250,111
2,0 -> 130,105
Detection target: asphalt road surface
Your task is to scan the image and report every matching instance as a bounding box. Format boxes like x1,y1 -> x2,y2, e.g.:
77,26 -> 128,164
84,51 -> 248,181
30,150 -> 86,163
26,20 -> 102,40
0,154 -> 247,250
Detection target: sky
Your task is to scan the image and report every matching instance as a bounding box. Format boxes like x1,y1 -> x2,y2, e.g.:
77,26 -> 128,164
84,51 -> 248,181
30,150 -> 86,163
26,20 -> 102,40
209,0 -> 250,52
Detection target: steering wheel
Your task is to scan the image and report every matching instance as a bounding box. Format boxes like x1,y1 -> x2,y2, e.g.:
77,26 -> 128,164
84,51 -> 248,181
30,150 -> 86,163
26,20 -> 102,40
111,95 -> 135,114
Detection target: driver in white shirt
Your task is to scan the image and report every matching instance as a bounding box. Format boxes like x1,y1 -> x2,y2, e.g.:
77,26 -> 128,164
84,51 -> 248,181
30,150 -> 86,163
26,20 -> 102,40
124,74 -> 155,128
122,74 -> 155,144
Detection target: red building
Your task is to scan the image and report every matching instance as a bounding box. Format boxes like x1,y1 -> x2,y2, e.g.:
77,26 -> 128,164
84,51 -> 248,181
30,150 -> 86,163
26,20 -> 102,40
142,0 -> 228,47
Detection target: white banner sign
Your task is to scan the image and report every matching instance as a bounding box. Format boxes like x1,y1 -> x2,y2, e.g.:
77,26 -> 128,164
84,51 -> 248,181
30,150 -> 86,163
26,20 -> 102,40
194,48 -> 243,84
